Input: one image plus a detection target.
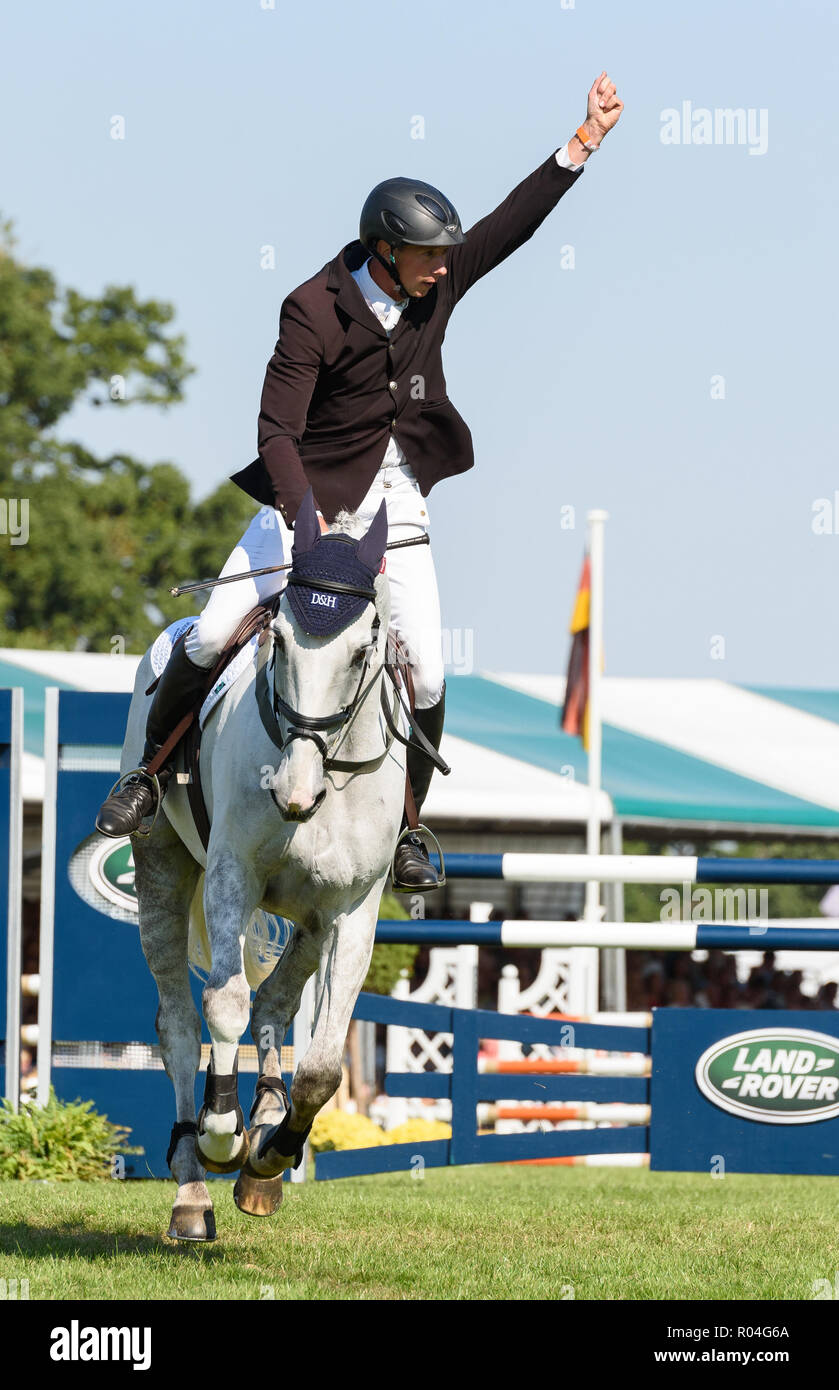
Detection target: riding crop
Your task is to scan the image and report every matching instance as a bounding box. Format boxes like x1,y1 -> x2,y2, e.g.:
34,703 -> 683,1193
169,533 -> 430,596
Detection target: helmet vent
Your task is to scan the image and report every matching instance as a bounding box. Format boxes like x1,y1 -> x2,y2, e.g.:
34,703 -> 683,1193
382,210 -> 408,237
415,194 -> 448,223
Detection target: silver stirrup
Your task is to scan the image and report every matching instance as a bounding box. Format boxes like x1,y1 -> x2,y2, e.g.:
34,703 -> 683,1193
99,766 -> 164,839
390,823 -> 447,890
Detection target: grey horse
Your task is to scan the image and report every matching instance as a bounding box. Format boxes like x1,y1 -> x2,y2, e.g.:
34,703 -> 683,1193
126,494 -> 406,1239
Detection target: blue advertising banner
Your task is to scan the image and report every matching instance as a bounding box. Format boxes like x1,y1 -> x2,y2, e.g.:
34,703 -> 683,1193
650,1008 -> 839,1176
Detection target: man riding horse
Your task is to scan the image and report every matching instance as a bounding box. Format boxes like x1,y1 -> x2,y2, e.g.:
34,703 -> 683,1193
97,73 -> 623,889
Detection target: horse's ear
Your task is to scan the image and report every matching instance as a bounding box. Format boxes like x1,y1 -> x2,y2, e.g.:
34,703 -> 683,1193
292,488 -> 320,557
356,498 -> 388,571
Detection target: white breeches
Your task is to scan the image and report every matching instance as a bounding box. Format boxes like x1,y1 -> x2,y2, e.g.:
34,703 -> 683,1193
184,462 -> 445,710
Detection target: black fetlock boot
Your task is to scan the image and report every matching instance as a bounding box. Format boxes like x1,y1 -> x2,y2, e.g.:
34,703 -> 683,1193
391,683 -> 446,893
95,635 -> 211,838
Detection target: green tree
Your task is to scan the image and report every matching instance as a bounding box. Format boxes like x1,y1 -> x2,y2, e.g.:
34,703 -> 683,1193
363,891 -> 418,994
0,218 -> 258,651
622,835 -> 839,923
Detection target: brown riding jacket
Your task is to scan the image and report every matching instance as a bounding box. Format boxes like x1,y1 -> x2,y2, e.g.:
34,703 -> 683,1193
230,152 -> 584,527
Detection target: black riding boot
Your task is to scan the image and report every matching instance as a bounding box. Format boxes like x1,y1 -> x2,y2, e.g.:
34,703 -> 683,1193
392,682 -> 446,893
95,635 -> 211,838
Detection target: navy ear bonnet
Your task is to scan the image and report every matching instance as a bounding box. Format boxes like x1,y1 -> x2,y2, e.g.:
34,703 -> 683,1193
285,535 -> 379,637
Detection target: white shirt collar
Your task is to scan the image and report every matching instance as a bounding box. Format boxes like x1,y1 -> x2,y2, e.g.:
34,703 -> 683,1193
353,256 -> 408,316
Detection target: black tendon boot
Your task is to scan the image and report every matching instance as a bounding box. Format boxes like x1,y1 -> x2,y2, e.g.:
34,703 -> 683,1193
392,682 -> 446,892
95,636 -> 211,838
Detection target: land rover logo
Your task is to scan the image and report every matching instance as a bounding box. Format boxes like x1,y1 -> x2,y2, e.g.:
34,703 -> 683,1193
87,837 -> 138,914
695,1028 -> 839,1125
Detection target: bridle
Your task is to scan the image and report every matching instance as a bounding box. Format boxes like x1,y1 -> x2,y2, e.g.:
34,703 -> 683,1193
261,563 -> 402,780
270,611 -> 388,771
253,543 -> 450,821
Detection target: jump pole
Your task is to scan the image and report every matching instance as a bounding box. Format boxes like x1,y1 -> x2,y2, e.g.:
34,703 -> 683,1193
428,853 -> 839,885
375,919 -> 839,950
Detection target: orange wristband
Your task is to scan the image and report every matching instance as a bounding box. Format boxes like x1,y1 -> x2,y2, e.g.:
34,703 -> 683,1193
576,124 -> 600,151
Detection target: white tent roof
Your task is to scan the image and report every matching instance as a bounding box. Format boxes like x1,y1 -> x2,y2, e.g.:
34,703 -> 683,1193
3,646 -> 839,832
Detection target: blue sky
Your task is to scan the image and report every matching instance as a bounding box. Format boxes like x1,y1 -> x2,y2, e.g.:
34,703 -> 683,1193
2,0 -> 837,684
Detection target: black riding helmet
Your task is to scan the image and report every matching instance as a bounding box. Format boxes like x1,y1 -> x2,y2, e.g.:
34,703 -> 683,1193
359,177 -> 465,297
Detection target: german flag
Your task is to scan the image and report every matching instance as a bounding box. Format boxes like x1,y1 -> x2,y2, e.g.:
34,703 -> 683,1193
561,554 -> 590,749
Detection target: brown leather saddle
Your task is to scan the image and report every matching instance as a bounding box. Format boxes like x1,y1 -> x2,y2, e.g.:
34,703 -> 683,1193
143,597 -> 438,854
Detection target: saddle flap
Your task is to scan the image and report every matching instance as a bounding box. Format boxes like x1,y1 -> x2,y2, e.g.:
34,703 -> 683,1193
161,598 -> 280,852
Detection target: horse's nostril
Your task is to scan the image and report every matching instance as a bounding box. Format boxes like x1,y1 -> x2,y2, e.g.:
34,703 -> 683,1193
271,784 -> 326,823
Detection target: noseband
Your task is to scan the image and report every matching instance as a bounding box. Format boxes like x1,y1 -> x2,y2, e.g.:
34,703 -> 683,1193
254,539 -> 448,821
271,609 -> 382,766
267,547 -> 391,771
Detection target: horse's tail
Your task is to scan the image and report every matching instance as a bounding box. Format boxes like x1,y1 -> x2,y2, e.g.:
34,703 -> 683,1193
187,873 -> 292,991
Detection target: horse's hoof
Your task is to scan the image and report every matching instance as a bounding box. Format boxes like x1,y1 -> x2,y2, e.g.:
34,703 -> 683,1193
194,1126 -> 250,1175
233,1163 -> 285,1217
167,1204 -> 217,1242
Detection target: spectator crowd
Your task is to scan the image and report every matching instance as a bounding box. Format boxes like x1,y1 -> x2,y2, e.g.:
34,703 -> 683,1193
626,949 -> 838,1011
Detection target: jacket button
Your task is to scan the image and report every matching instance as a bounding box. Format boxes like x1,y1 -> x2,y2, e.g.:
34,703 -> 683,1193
389,380 -> 398,391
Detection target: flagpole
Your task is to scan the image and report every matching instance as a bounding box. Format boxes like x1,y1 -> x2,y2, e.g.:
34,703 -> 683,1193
584,510 -> 608,930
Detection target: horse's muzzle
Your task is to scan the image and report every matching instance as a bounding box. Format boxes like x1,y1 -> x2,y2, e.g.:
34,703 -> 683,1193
271,786 -> 327,822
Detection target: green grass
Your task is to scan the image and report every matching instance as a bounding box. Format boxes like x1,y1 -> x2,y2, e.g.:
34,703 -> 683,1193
1,1168 -> 837,1300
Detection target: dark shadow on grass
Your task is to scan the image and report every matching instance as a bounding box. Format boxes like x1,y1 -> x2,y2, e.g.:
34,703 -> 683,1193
0,1218 -> 225,1261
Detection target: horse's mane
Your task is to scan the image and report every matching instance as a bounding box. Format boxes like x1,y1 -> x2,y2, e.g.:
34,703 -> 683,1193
328,508 -> 367,540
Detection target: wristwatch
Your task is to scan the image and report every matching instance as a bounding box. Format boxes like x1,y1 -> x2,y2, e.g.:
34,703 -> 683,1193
576,124 -> 601,152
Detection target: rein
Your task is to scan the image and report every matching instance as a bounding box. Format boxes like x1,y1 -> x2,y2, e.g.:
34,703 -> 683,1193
255,621 -> 450,779
255,618 -> 398,775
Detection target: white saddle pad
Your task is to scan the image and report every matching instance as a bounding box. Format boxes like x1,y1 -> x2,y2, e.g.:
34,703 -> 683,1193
149,618 -> 261,730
